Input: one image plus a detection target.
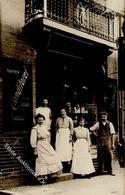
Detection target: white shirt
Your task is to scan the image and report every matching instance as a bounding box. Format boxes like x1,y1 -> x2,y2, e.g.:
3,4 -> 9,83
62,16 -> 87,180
90,121 -> 115,135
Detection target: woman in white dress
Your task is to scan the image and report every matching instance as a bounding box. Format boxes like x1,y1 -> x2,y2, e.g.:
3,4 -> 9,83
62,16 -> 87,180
55,108 -> 74,172
71,118 -> 95,178
30,114 -> 62,184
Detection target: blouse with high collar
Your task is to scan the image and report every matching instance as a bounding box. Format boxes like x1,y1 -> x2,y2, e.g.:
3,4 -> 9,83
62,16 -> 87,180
33,124 -> 49,139
56,116 -> 73,129
74,126 -> 89,139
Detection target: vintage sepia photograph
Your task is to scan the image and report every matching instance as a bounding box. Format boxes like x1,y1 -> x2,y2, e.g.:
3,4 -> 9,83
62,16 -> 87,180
0,0 -> 125,194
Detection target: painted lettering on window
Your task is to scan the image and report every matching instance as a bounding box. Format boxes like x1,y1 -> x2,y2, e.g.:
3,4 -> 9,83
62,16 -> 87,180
10,67 -> 29,111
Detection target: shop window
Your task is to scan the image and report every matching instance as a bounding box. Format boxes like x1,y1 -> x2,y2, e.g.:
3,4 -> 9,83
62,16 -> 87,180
2,58 -> 33,131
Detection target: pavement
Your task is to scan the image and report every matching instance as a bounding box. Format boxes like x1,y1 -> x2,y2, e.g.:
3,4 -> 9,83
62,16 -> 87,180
0,160 -> 125,195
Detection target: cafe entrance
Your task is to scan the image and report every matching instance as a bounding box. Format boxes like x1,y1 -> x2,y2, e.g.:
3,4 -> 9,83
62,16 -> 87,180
35,39 -> 109,133
36,32 -> 109,107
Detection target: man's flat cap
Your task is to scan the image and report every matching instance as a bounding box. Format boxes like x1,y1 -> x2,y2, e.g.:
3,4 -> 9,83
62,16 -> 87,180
99,111 -> 108,116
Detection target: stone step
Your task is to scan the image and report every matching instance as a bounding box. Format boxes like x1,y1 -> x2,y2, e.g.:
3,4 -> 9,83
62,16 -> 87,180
55,173 -> 73,182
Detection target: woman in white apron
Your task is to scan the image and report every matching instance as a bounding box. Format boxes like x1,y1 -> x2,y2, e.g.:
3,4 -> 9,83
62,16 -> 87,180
55,108 -> 74,172
71,118 -> 95,178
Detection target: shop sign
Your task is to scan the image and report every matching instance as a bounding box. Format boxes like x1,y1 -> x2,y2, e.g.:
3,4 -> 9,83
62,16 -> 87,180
3,58 -> 32,131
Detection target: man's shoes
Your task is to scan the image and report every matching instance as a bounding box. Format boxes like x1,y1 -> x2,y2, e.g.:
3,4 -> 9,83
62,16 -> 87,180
107,172 -> 115,176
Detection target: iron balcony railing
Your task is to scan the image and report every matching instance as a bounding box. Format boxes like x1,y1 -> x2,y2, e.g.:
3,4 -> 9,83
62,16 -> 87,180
25,0 -> 115,42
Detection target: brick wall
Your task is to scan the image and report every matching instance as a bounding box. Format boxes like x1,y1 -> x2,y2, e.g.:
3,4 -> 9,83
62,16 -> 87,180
0,133 -> 35,188
0,0 -> 36,188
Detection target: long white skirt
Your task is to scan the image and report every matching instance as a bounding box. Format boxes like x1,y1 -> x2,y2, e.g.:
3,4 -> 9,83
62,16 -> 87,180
71,139 -> 95,175
35,140 -> 62,177
56,128 -> 72,162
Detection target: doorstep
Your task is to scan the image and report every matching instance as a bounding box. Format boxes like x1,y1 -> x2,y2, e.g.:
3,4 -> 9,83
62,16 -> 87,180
55,172 -> 73,182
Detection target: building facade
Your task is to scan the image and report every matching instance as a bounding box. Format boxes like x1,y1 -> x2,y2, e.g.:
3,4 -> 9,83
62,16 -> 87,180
0,0 -> 36,188
0,0 -> 124,188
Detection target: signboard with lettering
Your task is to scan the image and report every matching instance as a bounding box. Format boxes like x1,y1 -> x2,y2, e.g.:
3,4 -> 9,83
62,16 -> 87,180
2,58 -> 32,131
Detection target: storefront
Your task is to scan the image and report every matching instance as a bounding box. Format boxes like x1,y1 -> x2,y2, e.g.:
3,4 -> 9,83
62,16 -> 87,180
24,24 -> 117,145
0,0 -> 119,188
23,0 -> 117,135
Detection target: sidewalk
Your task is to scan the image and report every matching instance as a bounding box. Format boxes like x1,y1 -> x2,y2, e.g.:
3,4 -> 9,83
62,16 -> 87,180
0,160 -> 125,195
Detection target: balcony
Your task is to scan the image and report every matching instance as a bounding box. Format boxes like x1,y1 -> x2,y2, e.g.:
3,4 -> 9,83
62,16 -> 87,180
25,0 -> 116,48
